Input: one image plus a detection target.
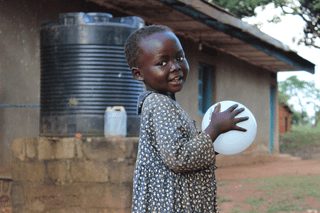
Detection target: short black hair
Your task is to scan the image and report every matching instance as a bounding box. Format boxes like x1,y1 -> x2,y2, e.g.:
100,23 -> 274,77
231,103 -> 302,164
124,25 -> 172,68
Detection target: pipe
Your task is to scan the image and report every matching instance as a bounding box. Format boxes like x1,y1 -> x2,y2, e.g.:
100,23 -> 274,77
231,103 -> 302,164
0,104 -> 40,107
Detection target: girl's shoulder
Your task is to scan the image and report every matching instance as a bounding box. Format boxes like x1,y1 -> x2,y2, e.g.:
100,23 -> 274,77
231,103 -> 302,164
137,91 -> 174,115
146,92 -> 172,103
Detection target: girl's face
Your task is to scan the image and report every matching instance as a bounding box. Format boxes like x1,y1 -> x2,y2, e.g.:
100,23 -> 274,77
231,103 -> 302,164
133,31 -> 189,97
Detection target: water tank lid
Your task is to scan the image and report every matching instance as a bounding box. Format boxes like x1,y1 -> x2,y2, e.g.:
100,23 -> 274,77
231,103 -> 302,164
87,12 -> 113,22
41,12 -> 145,29
57,12 -> 113,25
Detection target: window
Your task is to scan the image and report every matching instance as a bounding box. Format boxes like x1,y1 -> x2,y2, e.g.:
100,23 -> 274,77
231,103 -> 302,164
198,63 -> 215,114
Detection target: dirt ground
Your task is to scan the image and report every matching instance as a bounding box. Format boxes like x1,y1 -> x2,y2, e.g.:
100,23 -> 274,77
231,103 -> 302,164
282,144 -> 320,161
215,159 -> 320,213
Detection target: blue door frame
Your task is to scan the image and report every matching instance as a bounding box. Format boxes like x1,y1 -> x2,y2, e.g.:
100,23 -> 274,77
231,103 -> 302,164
270,85 -> 275,154
198,63 -> 214,115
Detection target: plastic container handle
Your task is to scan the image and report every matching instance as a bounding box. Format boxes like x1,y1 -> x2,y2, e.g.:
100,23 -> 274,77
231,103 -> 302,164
106,106 -> 125,111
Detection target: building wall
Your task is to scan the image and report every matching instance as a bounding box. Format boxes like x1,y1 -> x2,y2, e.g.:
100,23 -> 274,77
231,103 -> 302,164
0,0 -> 111,171
176,38 -> 279,157
279,105 -> 292,135
1,0 -> 39,171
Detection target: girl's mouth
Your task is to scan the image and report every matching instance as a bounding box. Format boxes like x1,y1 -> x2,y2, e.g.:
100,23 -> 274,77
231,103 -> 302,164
170,76 -> 183,81
170,76 -> 183,85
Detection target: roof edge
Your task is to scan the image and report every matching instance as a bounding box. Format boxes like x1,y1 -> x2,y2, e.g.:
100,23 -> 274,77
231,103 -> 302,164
198,0 -> 292,51
158,0 -> 315,73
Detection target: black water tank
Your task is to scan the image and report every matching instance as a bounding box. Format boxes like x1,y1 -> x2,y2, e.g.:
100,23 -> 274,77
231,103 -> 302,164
40,12 -> 145,137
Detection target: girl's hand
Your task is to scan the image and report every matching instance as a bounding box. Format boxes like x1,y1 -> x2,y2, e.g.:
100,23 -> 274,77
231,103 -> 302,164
210,103 -> 248,134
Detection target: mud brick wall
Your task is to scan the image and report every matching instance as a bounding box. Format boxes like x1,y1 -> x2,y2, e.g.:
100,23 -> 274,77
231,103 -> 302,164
11,136 -> 139,213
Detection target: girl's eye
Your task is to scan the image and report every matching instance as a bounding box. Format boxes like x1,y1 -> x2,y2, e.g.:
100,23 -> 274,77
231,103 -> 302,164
158,61 -> 167,66
177,57 -> 184,62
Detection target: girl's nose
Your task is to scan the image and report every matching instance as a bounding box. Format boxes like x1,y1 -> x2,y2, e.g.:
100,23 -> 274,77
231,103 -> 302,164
170,60 -> 181,72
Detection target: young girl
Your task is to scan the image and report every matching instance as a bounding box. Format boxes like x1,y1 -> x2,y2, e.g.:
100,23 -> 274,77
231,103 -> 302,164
124,25 -> 248,212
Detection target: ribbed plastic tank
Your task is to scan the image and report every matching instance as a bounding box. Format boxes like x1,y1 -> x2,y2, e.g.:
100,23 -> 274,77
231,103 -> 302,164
40,12 -> 145,137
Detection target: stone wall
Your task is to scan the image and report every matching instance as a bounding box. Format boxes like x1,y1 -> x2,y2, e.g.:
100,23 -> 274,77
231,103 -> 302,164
0,178 -> 12,213
11,136 -> 138,213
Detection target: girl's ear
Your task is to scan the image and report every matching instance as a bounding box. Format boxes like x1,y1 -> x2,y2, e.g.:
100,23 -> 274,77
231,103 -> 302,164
131,67 -> 144,81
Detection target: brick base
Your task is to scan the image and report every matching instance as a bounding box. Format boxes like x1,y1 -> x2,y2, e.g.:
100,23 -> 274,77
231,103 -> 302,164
0,178 -> 12,213
11,137 -> 138,213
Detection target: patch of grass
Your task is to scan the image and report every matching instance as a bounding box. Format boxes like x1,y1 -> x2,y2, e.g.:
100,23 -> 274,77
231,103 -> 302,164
217,195 -> 232,204
280,124 -> 320,151
218,181 -> 228,186
239,174 -> 320,212
306,188 -> 320,197
246,197 -> 264,207
266,202 -> 294,213
231,208 -> 241,213
242,174 -> 320,194
292,124 -> 320,132
294,188 -> 305,200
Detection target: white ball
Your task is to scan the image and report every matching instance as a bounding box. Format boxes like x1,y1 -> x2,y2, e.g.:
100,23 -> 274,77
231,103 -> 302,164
201,100 -> 257,155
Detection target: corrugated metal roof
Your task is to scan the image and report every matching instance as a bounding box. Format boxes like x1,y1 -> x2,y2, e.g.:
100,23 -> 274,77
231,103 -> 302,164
89,0 -> 315,73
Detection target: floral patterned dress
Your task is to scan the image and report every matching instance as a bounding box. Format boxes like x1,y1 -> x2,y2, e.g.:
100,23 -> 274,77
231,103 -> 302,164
132,91 -> 219,213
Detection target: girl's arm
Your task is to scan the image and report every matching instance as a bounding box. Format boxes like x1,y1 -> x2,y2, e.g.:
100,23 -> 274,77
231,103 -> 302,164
146,94 -> 217,173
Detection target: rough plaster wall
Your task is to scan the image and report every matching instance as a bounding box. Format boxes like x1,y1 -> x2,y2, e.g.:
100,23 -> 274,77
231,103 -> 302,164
0,0 -> 40,169
214,53 -> 278,153
176,38 -> 279,154
0,0 -> 109,170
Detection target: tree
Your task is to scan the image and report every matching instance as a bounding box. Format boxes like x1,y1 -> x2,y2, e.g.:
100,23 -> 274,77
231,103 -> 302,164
278,75 -> 320,126
208,0 -> 272,17
276,0 -> 320,48
278,89 -> 290,104
209,0 -> 320,49
279,89 -> 309,125
305,81 -> 320,127
278,75 -> 310,113
291,109 -> 309,125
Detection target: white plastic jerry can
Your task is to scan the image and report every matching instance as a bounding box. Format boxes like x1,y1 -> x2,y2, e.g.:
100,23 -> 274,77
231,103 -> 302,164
104,106 -> 127,137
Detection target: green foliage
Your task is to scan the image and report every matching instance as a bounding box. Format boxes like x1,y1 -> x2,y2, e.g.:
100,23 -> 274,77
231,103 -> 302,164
305,80 -> 320,127
278,76 -> 311,100
278,90 -> 290,105
291,109 -> 309,125
209,0 -> 274,18
280,124 -> 320,151
209,0 -> 320,49
287,0 -> 320,48
278,75 -> 320,126
278,75 -> 314,125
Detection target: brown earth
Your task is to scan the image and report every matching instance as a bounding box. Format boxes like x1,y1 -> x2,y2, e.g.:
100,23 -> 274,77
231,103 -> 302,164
282,143 -> 320,161
216,158 -> 320,213
216,159 -> 320,181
